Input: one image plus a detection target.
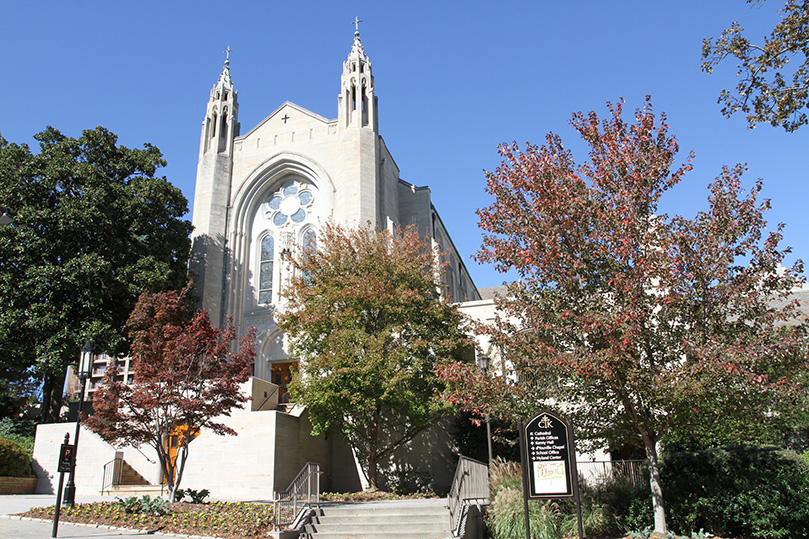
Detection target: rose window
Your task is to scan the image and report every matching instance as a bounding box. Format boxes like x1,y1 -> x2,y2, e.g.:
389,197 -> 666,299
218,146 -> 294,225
266,182 -> 315,226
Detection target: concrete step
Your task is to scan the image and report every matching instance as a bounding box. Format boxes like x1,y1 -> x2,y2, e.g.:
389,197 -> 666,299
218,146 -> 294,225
312,522 -> 448,534
319,514 -> 446,525
307,499 -> 451,539
307,534 -> 447,539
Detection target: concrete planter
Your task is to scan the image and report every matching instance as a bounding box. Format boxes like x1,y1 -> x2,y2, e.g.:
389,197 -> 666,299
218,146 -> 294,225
0,476 -> 38,494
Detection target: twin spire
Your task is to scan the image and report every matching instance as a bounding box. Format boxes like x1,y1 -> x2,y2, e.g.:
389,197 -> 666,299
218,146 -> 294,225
214,18 -> 367,85
208,19 -> 374,132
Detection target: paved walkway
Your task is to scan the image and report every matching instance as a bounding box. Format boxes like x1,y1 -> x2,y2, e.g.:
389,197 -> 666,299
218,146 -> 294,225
0,495 -> 199,538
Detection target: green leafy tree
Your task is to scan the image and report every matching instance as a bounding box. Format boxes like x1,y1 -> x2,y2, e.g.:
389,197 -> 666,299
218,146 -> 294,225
84,288 -> 255,501
277,223 -> 473,490
0,127 -> 191,422
702,0 -> 809,131
439,98 -> 807,534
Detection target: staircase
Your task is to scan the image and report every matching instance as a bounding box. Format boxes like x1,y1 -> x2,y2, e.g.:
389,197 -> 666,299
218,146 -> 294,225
304,498 -> 451,539
118,460 -> 150,486
100,457 -> 164,497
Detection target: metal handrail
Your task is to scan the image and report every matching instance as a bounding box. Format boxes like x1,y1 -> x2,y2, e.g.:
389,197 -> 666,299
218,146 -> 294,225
100,456 -> 123,494
448,455 -> 490,538
577,459 -> 646,487
273,462 -> 321,531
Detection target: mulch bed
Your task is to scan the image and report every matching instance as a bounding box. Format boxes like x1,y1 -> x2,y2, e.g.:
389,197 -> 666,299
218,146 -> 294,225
22,500 -> 274,539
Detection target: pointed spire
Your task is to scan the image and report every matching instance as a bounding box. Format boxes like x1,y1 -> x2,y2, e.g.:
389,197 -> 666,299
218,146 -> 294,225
218,46 -> 233,87
348,17 -> 367,61
339,17 -> 375,130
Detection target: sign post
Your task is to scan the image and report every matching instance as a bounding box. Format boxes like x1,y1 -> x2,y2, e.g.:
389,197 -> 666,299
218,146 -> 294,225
519,411 -> 583,539
52,433 -> 73,537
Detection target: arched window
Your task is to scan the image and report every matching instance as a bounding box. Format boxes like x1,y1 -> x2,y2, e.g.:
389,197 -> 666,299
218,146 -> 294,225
259,235 -> 274,304
256,178 -> 321,306
302,228 -> 317,252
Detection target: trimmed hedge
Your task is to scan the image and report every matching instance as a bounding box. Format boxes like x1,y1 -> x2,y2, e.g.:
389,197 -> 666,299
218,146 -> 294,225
0,437 -> 33,477
661,445 -> 809,539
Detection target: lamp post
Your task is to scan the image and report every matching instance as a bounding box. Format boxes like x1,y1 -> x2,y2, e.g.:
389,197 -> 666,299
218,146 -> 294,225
478,355 -> 494,463
62,341 -> 93,507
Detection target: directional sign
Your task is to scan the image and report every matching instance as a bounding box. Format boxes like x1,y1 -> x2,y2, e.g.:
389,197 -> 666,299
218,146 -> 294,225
521,411 -> 575,498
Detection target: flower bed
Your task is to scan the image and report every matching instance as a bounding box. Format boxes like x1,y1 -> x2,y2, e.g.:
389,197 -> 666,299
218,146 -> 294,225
23,500 -> 274,539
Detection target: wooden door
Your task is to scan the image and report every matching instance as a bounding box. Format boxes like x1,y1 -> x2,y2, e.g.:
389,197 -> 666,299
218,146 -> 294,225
271,361 -> 297,403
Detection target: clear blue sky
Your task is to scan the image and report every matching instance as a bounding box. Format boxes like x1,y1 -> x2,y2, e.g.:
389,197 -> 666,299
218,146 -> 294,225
2,1 -> 807,288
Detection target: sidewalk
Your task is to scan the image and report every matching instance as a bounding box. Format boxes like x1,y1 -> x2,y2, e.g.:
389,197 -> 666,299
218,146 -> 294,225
0,495 -> 170,538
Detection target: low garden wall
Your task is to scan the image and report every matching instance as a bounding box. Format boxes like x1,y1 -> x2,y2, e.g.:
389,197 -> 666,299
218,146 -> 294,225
0,476 -> 37,494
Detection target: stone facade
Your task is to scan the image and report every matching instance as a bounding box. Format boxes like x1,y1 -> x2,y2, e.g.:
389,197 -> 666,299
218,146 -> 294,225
189,30 -> 479,382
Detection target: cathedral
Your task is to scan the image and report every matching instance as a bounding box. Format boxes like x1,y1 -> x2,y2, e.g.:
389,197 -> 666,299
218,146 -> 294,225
33,28 -> 486,498
189,27 -> 480,398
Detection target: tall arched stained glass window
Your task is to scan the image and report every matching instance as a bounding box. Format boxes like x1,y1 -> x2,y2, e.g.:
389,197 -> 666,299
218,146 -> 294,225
259,235 -> 274,304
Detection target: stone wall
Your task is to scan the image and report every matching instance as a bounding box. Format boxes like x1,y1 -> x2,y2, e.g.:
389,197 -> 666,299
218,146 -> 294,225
33,422 -> 120,496
30,406 -> 349,500
0,476 -> 37,494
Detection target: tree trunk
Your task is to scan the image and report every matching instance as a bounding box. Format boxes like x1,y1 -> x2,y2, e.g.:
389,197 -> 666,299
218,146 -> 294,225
171,444 -> 188,502
642,433 -> 667,536
367,449 -> 378,490
155,440 -> 175,498
366,406 -> 381,490
40,367 -> 66,423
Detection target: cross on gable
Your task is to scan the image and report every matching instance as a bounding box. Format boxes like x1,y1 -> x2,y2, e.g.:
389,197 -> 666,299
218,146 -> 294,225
281,114 -> 290,124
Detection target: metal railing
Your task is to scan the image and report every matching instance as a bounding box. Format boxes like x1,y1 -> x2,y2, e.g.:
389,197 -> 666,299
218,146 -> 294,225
576,459 -> 646,488
273,462 -> 321,531
448,455 -> 490,538
100,455 -> 123,494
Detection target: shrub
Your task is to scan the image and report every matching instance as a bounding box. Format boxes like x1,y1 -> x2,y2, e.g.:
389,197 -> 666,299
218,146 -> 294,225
0,437 -> 32,477
174,488 -> 210,503
0,417 -> 35,456
115,495 -> 170,515
584,473 -> 651,533
388,467 -> 433,496
661,445 -> 809,538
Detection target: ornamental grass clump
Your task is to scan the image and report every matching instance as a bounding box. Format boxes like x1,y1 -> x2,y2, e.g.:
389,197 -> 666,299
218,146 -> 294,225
486,458 -> 613,539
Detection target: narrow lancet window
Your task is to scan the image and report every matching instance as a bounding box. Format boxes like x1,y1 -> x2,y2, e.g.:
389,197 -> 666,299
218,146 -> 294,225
259,235 -> 274,304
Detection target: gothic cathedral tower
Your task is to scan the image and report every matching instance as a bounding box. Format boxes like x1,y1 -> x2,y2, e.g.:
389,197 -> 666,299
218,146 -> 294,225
335,26 -> 380,226
189,51 -> 240,328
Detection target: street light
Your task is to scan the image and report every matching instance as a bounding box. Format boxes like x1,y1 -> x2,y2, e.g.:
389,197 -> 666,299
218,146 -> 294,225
62,341 -> 93,507
477,355 -> 494,464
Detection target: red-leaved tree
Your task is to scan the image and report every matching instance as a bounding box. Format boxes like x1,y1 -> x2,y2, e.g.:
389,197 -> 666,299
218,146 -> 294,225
439,97 -> 807,534
85,287 -> 255,500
